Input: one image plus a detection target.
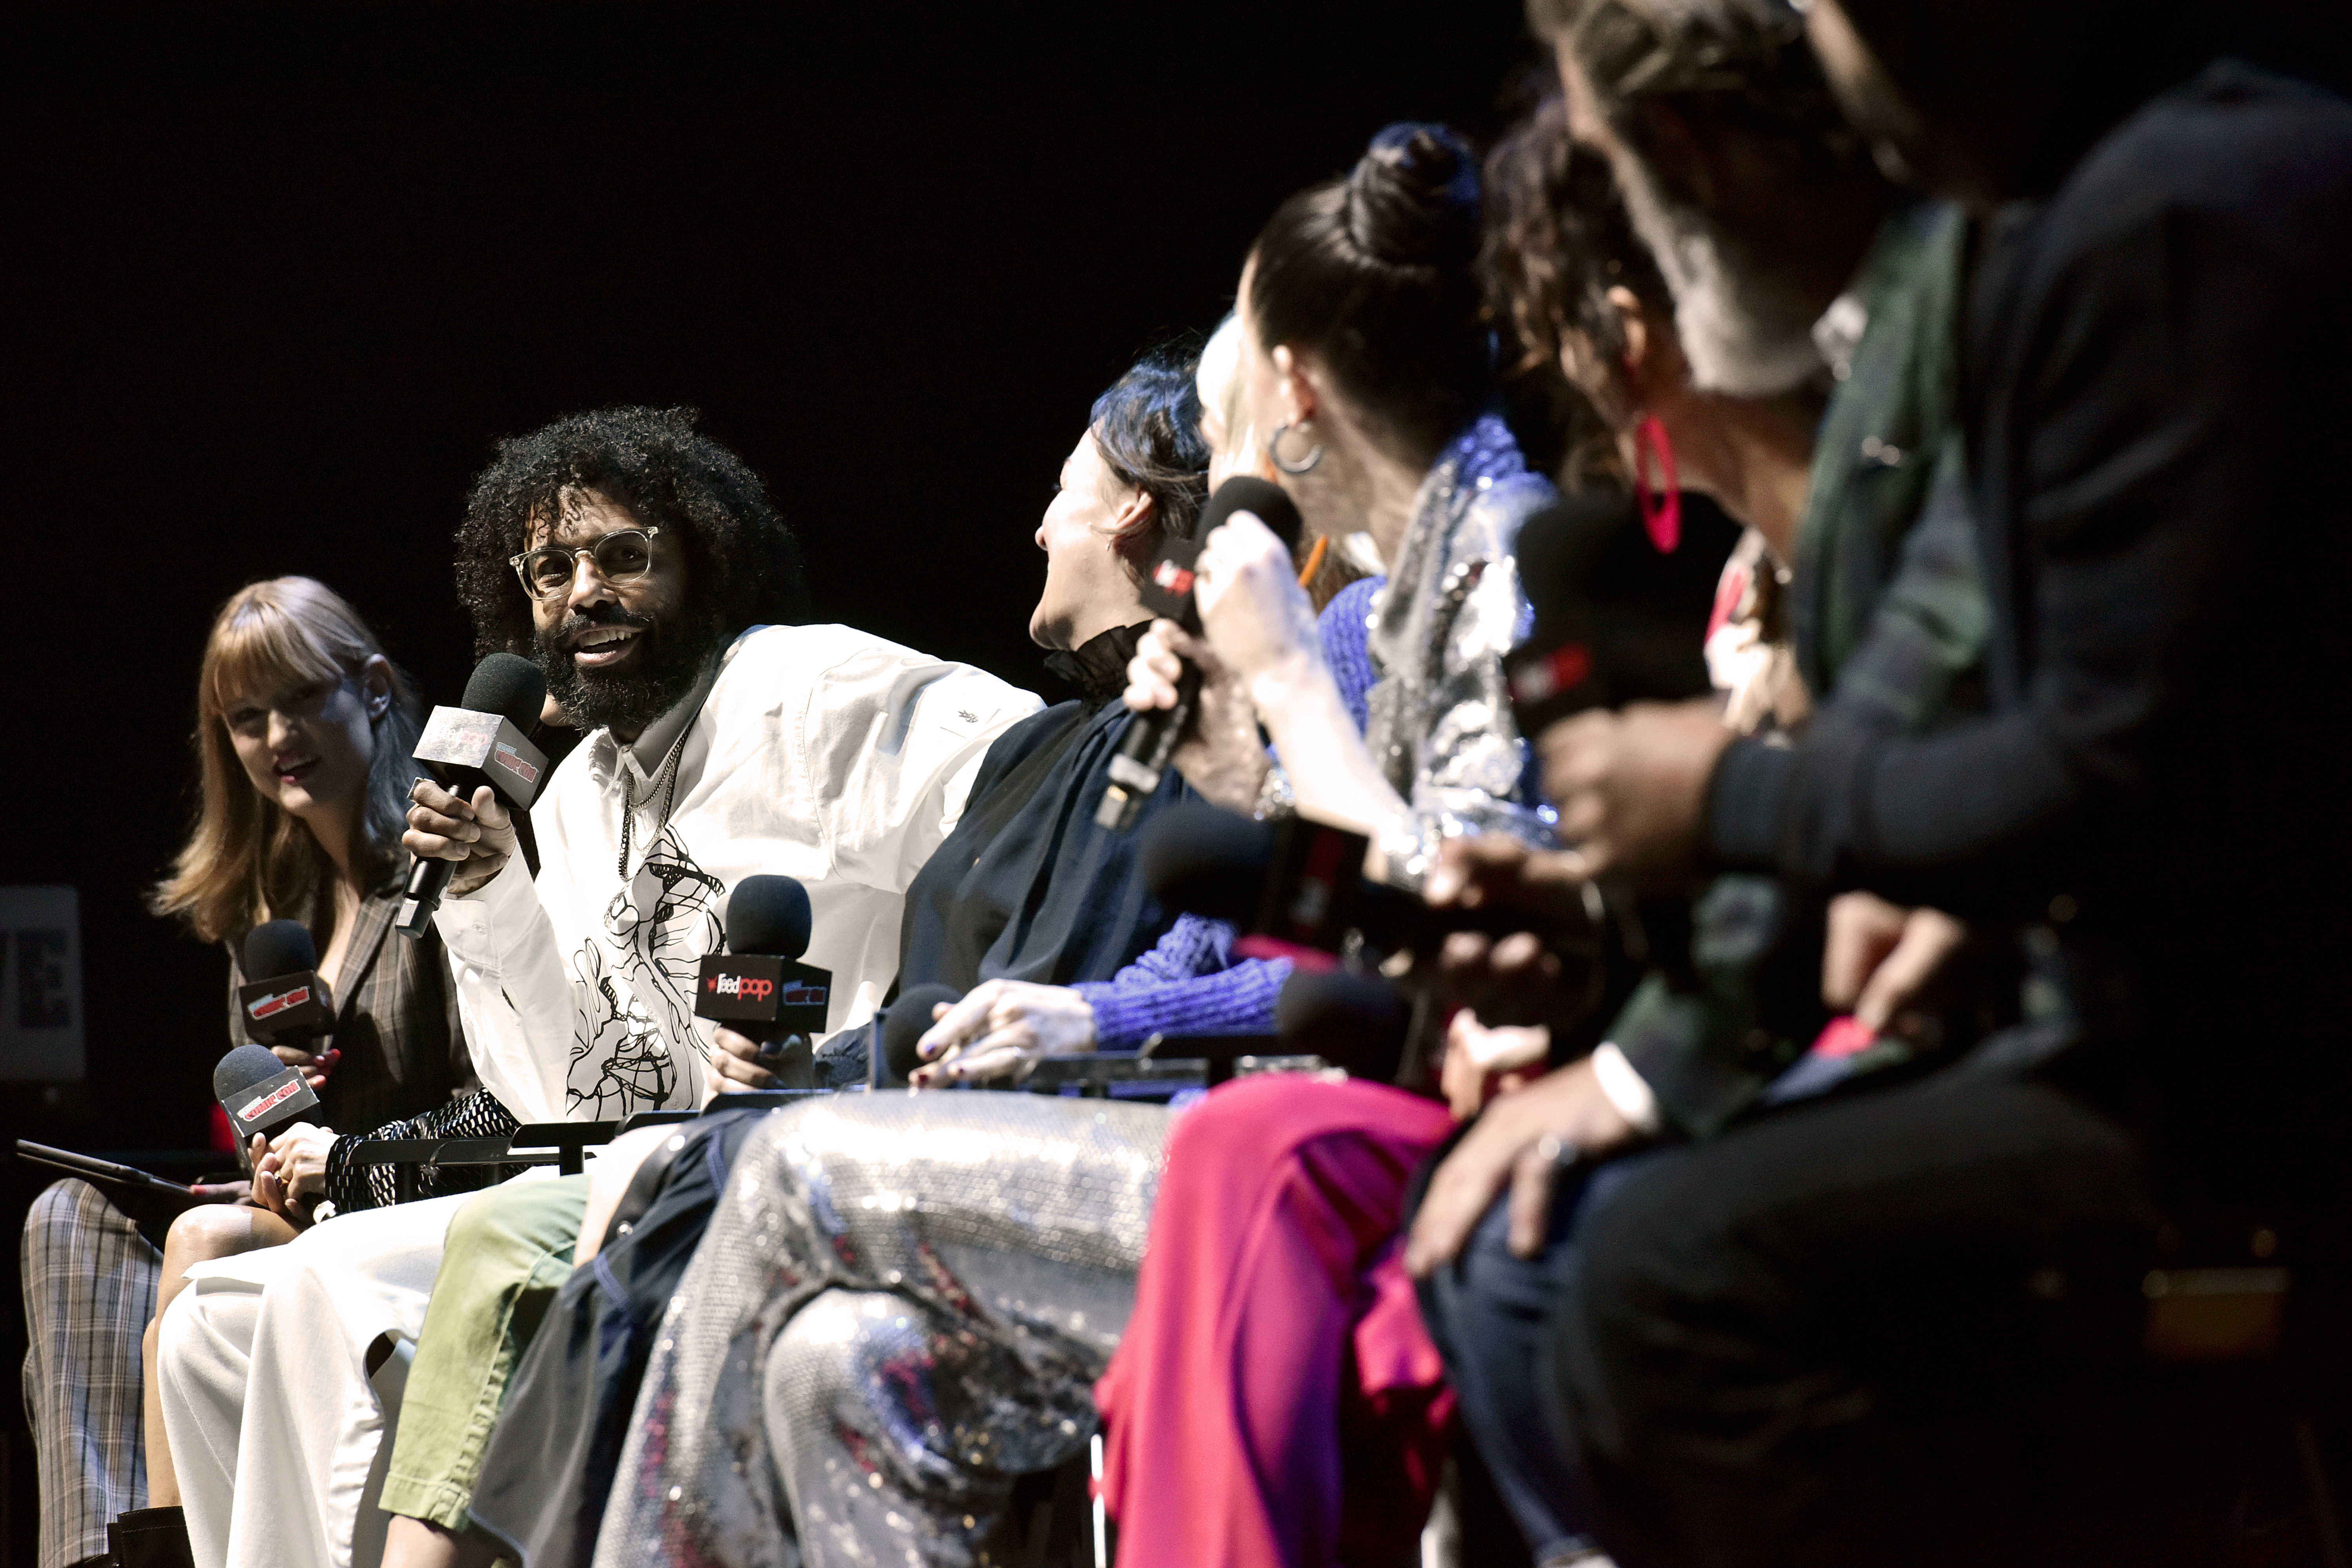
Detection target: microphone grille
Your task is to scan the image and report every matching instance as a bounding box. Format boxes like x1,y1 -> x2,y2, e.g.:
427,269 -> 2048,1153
461,653 -> 548,730
1139,804 -> 1270,924
1511,496 -> 1620,641
727,876 -> 813,959
241,918 -> 317,980
213,1043 -> 290,1100
1198,475 -> 1305,554
1275,971 -> 1412,1080
881,983 -> 963,1086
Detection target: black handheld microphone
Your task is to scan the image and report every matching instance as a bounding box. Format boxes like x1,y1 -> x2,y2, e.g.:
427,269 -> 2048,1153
395,653 -> 551,939
1503,500 -> 1616,744
235,920 -> 336,1048
1136,803 -> 1273,926
876,982 -> 963,1089
1140,803 -> 1570,959
1097,476 -> 1306,830
698,876 -> 832,1089
214,1042 -> 323,1145
1275,969 -> 1415,1085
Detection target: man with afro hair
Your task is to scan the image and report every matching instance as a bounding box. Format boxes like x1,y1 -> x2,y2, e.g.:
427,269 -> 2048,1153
156,407 -> 1036,1568
410,404 -> 1038,1122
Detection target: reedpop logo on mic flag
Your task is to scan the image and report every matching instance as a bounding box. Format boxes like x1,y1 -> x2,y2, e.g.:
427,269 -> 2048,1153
706,973 -> 774,1000
696,954 -> 832,1032
704,972 -> 827,1008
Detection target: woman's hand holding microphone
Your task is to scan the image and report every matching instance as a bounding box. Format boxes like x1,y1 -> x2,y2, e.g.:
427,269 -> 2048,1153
271,1042 -> 341,1091
1123,509 -> 1327,811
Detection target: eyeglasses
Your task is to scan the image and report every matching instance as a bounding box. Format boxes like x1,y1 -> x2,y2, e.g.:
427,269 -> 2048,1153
508,526 -> 664,601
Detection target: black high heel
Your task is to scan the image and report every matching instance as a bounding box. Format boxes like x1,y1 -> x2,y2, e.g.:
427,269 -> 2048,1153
107,1505 -> 196,1568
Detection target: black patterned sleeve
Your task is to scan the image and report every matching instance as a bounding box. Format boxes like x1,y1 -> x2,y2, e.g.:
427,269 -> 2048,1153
322,1089 -> 522,1212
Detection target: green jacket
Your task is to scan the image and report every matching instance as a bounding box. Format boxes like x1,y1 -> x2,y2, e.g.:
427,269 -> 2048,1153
1612,198 -> 1993,1139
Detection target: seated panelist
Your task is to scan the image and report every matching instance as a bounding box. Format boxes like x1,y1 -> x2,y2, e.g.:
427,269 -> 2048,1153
446,344 -> 1280,1568
1098,120 -> 1609,1566
151,408 -> 1038,1568
1515,4 -> 2352,1559
590,124 -> 1561,1568
17,576 -> 483,1568
1401,33 -> 1989,1561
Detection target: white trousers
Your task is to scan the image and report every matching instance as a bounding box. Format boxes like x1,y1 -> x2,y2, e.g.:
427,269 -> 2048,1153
155,1192 -> 469,1568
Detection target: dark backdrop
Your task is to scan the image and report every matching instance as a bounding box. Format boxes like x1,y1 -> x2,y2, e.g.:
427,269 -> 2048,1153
2,1 -> 1537,1554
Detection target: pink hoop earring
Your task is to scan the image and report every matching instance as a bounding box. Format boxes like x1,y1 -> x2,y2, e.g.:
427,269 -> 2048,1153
1633,414 -> 1682,554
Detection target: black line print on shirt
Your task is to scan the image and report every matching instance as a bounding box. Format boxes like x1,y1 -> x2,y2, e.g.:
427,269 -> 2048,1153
564,829 -> 726,1118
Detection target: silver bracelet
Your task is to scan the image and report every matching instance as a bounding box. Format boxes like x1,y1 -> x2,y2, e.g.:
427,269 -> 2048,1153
1252,764 -> 1296,822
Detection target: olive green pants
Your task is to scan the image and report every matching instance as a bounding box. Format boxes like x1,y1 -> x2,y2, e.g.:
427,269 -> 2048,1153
377,1172 -> 590,1537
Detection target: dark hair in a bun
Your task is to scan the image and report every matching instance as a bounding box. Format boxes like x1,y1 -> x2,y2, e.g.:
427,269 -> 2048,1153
1347,123 -> 1483,266
1249,122 -> 1493,457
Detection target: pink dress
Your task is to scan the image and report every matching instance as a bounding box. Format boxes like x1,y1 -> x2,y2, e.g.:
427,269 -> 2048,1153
1095,1073 -> 1457,1568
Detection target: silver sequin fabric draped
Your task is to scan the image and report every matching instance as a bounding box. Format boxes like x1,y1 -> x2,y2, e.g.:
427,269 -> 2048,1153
593,1092 -> 1170,1568
1362,413 -> 1559,873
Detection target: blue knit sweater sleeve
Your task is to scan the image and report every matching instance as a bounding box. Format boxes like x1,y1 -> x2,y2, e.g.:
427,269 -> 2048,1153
1070,914 -> 1291,1052
1066,584 -> 1383,1054
1320,576 -> 1385,738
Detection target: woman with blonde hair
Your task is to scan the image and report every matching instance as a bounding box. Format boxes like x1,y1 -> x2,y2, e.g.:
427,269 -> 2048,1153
22,577 -> 484,1568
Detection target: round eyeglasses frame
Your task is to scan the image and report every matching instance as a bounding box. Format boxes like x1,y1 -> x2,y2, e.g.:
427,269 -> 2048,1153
508,525 -> 665,602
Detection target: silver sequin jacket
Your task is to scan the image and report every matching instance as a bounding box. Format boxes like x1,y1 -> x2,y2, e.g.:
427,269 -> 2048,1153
1360,413 -> 1559,873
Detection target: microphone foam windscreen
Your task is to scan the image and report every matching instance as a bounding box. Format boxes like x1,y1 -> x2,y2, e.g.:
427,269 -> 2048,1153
1276,971 -> 1412,1082
882,983 -> 964,1086
728,876 -> 813,959
1200,475 -> 1304,554
1512,498 -> 1617,645
214,1043 -> 292,1101
461,652 -> 548,730
1139,804 -> 1270,924
241,918 -> 317,980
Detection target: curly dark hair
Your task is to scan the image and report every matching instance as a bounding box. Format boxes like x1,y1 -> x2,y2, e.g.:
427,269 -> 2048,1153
452,406 -> 809,661
1481,88 -> 1673,483
1089,345 -> 1212,575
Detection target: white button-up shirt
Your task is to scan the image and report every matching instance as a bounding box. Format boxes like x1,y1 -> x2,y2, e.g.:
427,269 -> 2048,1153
434,622 -> 1039,1123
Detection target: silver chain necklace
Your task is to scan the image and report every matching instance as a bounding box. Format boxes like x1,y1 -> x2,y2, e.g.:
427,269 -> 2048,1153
616,730 -> 687,878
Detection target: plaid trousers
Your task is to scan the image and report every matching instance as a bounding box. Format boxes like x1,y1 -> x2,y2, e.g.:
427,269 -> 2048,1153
21,1178 -> 162,1568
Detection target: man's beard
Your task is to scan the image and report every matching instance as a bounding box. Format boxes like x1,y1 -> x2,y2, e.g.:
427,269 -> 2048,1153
534,602 -> 727,738
1609,141 -> 1827,399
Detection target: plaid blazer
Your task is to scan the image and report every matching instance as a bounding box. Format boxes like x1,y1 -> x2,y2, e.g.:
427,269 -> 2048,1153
225,886 -> 476,1134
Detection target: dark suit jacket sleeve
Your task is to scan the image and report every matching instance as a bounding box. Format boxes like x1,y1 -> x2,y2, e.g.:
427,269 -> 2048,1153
1707,74 -> 2352,919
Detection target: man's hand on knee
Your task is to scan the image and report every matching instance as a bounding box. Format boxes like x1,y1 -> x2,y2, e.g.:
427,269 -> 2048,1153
1405,1058 -> 1637,1277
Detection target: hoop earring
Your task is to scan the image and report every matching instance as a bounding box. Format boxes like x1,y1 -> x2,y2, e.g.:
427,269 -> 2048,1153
1267,421 -> 1324,476
1632,414 -> 1682,554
